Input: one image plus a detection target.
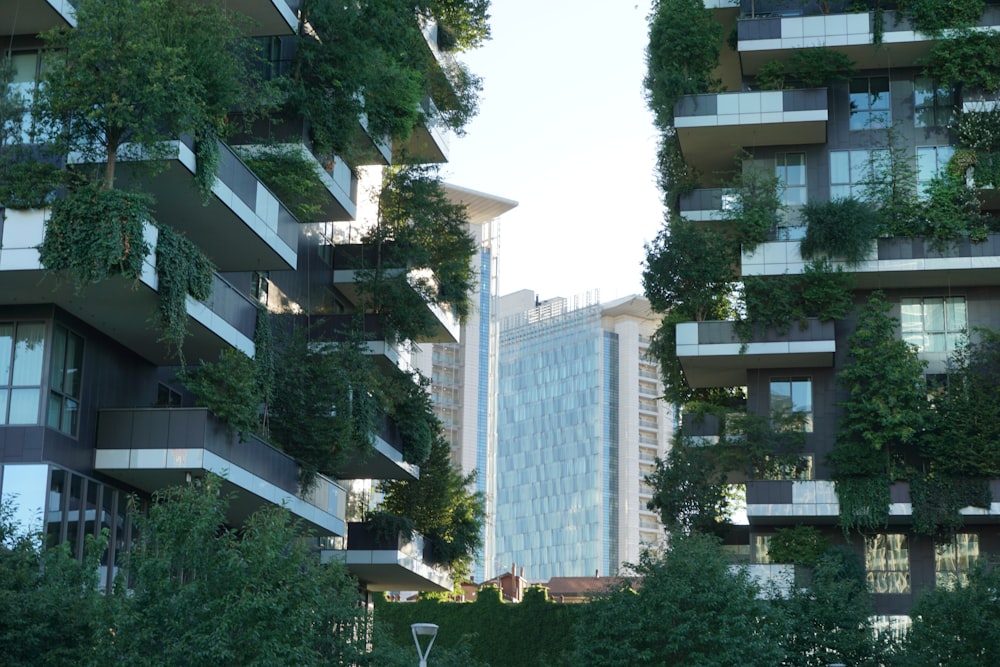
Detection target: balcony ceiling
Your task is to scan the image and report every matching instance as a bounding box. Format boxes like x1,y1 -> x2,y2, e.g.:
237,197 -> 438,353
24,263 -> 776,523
680,350 -> 834,388
677,120 -> 826,178
1,0 -> 73,36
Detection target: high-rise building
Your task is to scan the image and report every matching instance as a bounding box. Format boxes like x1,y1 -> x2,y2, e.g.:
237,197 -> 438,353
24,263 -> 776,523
494,291 -> 670,581
0,0 -> 485,602
415,184 -> 517,583
653,0 -> 1000,622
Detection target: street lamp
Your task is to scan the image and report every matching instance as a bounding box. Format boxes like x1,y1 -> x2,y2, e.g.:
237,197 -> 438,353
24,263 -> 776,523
411,623 -> 438,667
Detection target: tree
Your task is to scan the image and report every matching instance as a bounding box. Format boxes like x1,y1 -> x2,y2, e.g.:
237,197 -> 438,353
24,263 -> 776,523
379,431 -> 486,580
830,292 -> 929,533
779,546 -> 889,667
645,436 -> 734,535
900,563 -> 1000,666
0,502 -> 102,667
95,477 -> 369,666
572,533 -> 786,666
35,0 -> 257,190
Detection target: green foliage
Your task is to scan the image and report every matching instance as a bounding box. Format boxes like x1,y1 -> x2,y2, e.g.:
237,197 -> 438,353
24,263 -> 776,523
899,0 -> 984,36
656,135 -> 701,212
39,184 -> 152,286
755,60 -> 787,90
383,371 -> 436,464
96,477 -> 369,666
239,146 -> 330,222
0,157 -> 64,210
767,525 -> 829,566
910,472 -> 990,537
380,433 -> 486,577
180,348 -> 261,441
785,48 -> 856,88
737,260 -> 853,341
644,0 -> 722,131
779,546 -> 889,667
154,225 -> 214,356
428,0 -> 492,51
0,502 -> 104,667
863,131 -> 923,236
645,437 -> 733,534
800,197 -> 881,265
268,328 -> 382,480
374,590 -> 579,667
643,216 -> 737,323
731,160 -> 783,248
954,107 -> 1000,189
921,29 -> 1000,95
36,0 -> 258,190
831,292 -> 928,534
901,563 -> 1000,666
287,0 -> 483,164
920,169 -> 992,247
924,332 -> 1000,477
572,534 -> 786,666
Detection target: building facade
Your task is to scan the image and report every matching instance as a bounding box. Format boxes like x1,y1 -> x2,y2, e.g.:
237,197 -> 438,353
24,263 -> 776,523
662,0 -> 1000,622
415,184 -> 517,583
495,291 -> 670,581
0,0 -> 484,599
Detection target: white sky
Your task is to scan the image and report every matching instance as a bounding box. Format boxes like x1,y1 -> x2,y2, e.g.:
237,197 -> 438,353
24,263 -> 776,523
441,0 -> 666,304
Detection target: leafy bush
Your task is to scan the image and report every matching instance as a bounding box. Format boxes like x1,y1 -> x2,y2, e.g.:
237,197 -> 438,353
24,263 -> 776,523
922,29 -> 1000,93
240,146 -> 330,222
800,197 -> 880,265
899,0 -> 984,35
180,348 -> 261,441
39,185 -> 152,286
768,525 -> 829,566
785,48 -> 855,88
0,158 -> 64,209
755,60 -> 786,90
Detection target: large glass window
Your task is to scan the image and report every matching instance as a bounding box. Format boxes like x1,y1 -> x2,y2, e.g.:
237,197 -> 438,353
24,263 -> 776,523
830,149 -> 889,200
0,322 -> 45,425
917,145 -> 956,197
935,533 -> 979,589
47,325 -> 84,436
866,533 -> 910,594
775,153 -> 807,207
770,377 -> 813,432
901,296 -> 967,353
914,77 -> 955,128
850,77 -> 891,130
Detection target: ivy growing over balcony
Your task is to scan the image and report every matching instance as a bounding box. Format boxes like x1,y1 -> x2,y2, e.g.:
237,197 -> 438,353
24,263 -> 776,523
154,225 -> 215,356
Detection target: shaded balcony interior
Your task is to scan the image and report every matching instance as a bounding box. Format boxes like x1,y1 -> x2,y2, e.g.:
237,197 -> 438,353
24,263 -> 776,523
0,0 -> 75,36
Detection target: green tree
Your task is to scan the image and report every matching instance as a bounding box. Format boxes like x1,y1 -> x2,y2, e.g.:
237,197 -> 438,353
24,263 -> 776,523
645,439 -> 733,534
380,432 -> 486,580
35,0 -> 256,190
573,533 -> 786,666
0,503 -> 103,667
900,563 -> 1000,666
831,292 -> 929,533
95,478 -> 369,666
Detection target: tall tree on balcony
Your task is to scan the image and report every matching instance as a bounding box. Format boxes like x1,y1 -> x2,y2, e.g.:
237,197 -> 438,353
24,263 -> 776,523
35,0 -> 258,191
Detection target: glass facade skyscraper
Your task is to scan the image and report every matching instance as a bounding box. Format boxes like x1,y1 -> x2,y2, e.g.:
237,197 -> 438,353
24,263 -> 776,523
496,293 -> 670,581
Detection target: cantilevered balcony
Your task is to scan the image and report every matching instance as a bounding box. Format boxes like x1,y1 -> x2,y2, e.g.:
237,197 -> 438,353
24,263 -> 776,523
675,319 -> 835,387
392,97 -> 451,164
236,143 -> 358,223
742,235 -> 1000,289
304,314 -> 415,374
95,407 -> 346,537
737,4 -> 1000,74
335,413 -> 419,482
0,209 -> 257,364
114,137 -> 299,271
679,188 -> 738,222
326,521 -> 453,592
745,480 -> 839,524
329,244 -> 461,344
0,0 -> 75,35
674,89 -> 827,176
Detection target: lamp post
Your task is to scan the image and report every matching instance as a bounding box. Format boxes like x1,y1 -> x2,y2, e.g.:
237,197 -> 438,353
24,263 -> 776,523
411,623 -> 438,667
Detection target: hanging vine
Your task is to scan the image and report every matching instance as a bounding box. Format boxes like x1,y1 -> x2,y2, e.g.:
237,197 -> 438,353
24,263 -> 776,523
154,225 -> 214,356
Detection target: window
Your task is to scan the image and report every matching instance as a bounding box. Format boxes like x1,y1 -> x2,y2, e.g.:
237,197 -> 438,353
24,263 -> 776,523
830,149 -> 889,200
754,535 -> 771,563
0,322 -> 45,425
914,77 -> 955,128
901,296 -> 967,353
770,377 -> 812,432
866,533 -> 910,593
850,77 -> 891,130
47,325 -> 83,436
917,145 -> 956,197
775,153 -> 807,206
935,533 -> 979,589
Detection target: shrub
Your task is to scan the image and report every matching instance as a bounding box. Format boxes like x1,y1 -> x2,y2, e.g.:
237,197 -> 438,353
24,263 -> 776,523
800,197 -> 880,265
